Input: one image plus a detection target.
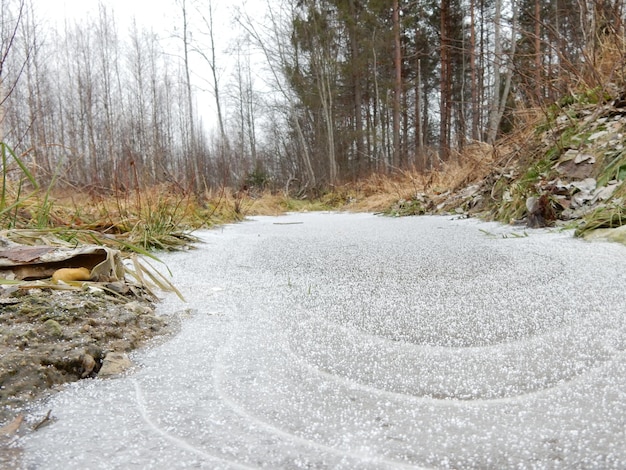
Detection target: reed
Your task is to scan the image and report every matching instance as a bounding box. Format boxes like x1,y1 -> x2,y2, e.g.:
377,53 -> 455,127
0,142 -> 39,228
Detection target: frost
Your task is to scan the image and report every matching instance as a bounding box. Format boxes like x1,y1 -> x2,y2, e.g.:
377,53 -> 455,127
18,213 -> 626,469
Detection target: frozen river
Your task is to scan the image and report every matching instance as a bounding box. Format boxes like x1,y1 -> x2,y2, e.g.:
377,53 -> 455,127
18,213 -> 626,468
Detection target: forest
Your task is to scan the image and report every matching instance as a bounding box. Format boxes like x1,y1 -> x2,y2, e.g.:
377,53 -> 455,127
1,0 -> 626,436
0,0 -> 624,196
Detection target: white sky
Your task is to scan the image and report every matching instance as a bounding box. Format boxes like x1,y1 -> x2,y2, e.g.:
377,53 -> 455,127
35,0 -> 177,30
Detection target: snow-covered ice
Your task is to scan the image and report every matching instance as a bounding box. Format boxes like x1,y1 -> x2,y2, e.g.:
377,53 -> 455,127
17,213 -> 626,468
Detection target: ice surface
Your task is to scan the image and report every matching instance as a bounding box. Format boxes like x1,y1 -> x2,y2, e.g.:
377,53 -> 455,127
18,213 -> 626,469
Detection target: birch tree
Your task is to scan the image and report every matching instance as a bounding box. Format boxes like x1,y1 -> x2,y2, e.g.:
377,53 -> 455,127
487,0 -> 518,144
236,1 -> 316,187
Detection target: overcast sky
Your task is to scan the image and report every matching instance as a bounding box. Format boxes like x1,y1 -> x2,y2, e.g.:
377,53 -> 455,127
35,0 -> 176,29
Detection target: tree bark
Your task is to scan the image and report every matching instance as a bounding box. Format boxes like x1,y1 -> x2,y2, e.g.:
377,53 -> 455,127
392,0 -> 402,168
179,0 -> 199,187
487,0 -> 502,144
534,0 -> 542,104
470,0 -> 479,140
439,0 -> 451,161
347,0 -> 364,178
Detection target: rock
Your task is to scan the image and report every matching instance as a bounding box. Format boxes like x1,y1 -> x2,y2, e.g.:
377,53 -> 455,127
574,153 -> 595,164
98,352 -> 132,378
526,194 -> 556,228
104,281 -> 129,295
526,196 -> 538,213
554,152 -> 596,179
570,177 -> 597,192
0,285 -> 19,297
459,184 -> 480,198
583,225 -> 626,246
591,183 -> 619,204
571,191 -> 593,208
80,354 -> 97,378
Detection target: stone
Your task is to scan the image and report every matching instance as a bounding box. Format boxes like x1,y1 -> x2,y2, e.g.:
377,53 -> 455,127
574,153 -> 595,164
98,352 -> 132,378
80,354 -> 97,378
588,130 -> 608,141
570,178 -> 597,192
526,194 -> 556,228
583,225 -> 626,246
591,183 -> 619,204
554,157 -> 595,179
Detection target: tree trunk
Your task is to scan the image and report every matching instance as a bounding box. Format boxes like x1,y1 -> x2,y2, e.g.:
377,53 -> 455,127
534,0 -> 542,104
470,0 -> 479,140
439,0 -> 452,161
392,0 -> 402,169
487,0 -> 502,144
179,0 -> 199,187
415,56 -> 423,155
347,0 -> 364,178
205,2 -> 226,145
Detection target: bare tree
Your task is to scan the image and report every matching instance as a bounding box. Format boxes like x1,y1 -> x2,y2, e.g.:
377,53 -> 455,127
193,0 -> 226,145
228,38 -> 259,179
236,1 -> 316,188
440,0 -> 452,161
174,0 -> 202,191
469,0 -> 479,141
347,0 -> 364,177
0,0 -> 27,142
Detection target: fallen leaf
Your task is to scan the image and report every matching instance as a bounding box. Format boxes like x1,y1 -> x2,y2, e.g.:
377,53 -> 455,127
0,414 -> 24,436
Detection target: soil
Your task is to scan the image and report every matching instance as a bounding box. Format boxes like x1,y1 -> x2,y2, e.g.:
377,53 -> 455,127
0,284 -> 177,435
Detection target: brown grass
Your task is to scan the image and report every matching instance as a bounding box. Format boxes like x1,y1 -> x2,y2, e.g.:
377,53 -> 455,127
246,142 -> 500,215
0,136 -> 520,241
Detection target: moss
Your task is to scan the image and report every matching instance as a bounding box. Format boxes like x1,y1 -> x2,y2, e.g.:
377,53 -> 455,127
556,124 -> 582,149
385,199 -> 426,217
557,87 -> 609,108
582,225 -> 626,245
41,319 -> 63,338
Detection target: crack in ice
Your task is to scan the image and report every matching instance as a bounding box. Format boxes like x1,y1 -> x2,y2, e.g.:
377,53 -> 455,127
132,379 -> 256,470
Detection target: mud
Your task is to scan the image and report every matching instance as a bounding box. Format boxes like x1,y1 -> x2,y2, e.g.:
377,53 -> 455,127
0,286 -> 176,430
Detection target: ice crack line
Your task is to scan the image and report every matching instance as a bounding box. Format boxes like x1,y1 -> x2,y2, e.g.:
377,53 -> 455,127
285,334 -> 626,406
212,327 -> 430,470
132,379 -> 255,470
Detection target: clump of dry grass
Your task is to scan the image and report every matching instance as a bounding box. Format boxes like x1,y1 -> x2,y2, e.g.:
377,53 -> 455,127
2,183 -> 212,251
329,142 -> 500,215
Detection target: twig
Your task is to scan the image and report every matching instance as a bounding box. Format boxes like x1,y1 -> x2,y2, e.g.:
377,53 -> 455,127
33,409 -> 52,431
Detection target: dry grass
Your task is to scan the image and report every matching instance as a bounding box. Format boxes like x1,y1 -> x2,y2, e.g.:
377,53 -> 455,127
239,143 -> 502,216
0,120 -> 539,244
340,142 -> 499,211
585,34 -> 626,90
0,123 -> 543,246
